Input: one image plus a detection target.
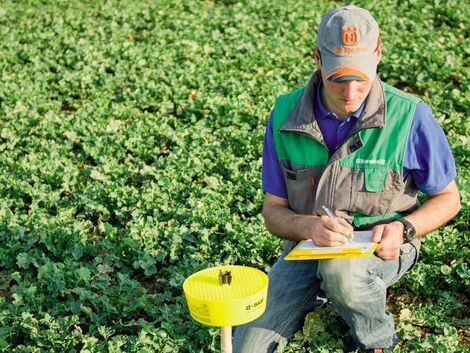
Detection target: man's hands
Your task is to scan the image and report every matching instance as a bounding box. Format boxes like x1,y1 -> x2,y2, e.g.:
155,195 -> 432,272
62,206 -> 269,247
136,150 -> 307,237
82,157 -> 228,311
304,215 -> 354,247
371,221 -> 405,260
262,191 -> 405,260
310,217 -> 406,260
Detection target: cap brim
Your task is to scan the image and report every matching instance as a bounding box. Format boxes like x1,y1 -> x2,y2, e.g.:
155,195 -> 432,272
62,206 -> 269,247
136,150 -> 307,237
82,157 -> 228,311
321,52 -> 377,82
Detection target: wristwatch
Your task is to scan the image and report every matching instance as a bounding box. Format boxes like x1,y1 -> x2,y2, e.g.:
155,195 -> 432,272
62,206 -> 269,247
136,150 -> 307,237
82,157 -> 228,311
397,219 -> 416,243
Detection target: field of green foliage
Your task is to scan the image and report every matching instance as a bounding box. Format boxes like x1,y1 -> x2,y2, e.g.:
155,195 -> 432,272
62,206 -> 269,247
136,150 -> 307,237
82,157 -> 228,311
0,0 -> 468,352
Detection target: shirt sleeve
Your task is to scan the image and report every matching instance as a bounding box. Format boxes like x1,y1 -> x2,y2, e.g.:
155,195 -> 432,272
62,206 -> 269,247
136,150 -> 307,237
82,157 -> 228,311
261,112 -> 288,198
404,101 -> 457,195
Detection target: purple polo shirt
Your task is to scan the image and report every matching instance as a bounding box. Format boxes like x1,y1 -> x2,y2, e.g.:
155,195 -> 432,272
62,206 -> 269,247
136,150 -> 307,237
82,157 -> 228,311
262,81 -> 456,197
314,81 -> 364,152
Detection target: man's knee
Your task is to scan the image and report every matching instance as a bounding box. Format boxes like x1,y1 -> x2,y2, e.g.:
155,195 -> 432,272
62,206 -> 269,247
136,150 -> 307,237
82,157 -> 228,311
317,258 -> 375,302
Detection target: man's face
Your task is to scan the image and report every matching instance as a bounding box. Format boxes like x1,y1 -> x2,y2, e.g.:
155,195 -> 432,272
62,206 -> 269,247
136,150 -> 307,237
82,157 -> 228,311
314,48 -> 379,119
320,74 -> 373,119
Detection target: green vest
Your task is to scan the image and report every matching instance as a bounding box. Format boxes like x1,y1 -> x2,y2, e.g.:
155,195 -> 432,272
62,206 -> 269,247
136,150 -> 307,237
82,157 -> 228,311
272,71 -> 420,229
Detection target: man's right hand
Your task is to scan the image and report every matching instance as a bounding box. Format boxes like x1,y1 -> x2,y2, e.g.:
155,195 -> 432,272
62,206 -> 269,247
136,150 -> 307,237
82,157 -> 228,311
262,193 -> 354,247
303,215 -> 354,247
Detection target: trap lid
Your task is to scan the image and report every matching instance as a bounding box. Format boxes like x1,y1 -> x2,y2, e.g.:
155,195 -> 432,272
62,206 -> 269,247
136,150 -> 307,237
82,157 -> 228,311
183,265 -> 268,326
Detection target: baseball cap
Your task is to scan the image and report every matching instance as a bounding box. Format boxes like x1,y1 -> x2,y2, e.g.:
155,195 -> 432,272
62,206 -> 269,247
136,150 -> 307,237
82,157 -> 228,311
316,5 -> 380,82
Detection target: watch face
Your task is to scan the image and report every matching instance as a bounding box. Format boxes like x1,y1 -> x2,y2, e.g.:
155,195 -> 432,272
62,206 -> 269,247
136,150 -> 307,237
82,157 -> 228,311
405,228 -> 414,242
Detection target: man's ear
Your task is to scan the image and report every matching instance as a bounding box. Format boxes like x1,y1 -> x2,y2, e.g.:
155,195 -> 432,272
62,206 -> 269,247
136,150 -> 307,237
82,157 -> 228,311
314,48 -> 322,68
375,36 -> 382,63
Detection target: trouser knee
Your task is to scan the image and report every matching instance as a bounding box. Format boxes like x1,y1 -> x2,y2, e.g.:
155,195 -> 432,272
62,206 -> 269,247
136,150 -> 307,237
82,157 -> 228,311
317,259 -> 376,304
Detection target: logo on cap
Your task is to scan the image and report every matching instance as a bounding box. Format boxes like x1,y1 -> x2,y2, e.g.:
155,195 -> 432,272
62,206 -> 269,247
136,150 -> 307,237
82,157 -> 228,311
342,27 -> 359,46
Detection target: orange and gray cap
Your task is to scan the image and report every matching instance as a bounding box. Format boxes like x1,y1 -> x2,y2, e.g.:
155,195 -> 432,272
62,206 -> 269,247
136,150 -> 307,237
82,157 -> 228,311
316,5 -> 380,82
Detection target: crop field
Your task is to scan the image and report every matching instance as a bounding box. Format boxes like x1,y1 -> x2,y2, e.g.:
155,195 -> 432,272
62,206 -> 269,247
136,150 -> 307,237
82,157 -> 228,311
0,0 -> 468,352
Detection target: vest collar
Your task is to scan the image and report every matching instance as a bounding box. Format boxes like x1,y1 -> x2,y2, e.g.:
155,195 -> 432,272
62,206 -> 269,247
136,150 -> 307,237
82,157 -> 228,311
280,70 -> 387,142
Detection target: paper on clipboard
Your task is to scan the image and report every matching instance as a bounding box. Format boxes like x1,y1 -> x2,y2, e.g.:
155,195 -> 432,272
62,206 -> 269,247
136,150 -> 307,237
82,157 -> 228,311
285,230 -> 378,260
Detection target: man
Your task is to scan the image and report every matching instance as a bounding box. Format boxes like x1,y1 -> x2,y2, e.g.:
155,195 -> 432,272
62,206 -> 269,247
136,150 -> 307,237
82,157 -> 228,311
233,5 -> 460,353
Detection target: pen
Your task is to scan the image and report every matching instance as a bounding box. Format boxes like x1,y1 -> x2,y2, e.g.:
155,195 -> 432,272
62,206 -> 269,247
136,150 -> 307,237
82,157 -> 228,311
321,205 -> 354,244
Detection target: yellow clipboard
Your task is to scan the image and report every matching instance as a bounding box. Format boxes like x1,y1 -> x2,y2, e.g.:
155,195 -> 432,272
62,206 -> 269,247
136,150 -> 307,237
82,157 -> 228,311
284,231 -> 378,260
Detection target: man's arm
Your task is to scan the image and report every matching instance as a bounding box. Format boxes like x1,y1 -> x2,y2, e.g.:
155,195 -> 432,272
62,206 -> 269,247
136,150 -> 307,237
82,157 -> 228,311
262,193 -> 354,247
372,180 -> 461,260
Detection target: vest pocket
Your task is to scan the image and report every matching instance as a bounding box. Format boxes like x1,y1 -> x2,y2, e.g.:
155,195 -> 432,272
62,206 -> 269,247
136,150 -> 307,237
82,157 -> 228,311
365,167 -> 387,192
351,167 -> 400,215
281,164 -> 315,214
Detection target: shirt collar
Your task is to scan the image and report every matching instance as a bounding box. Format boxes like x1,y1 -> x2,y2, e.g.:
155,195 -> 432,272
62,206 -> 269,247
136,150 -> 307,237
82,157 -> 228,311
314,80 -> 365,121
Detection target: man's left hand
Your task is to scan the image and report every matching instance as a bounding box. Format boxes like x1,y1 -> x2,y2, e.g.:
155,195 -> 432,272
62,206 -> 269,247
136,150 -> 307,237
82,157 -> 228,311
371,221 -> 404,260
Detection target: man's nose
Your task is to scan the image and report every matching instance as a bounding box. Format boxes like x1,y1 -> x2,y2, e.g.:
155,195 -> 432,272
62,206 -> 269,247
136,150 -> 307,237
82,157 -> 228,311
343,81 -> 359,99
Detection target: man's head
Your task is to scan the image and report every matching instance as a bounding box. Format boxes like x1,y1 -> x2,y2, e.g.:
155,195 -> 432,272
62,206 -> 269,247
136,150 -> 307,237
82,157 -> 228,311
315,5 -> 382,83
314,5 -> 382,118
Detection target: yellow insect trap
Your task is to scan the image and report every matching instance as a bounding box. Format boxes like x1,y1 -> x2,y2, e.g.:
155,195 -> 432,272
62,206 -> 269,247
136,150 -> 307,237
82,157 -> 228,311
183,265 -> 269,353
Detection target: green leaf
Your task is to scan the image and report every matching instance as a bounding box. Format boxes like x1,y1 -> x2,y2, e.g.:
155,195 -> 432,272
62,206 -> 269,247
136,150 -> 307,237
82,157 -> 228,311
76,267 -> 91,283
16,252 -> 31,269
